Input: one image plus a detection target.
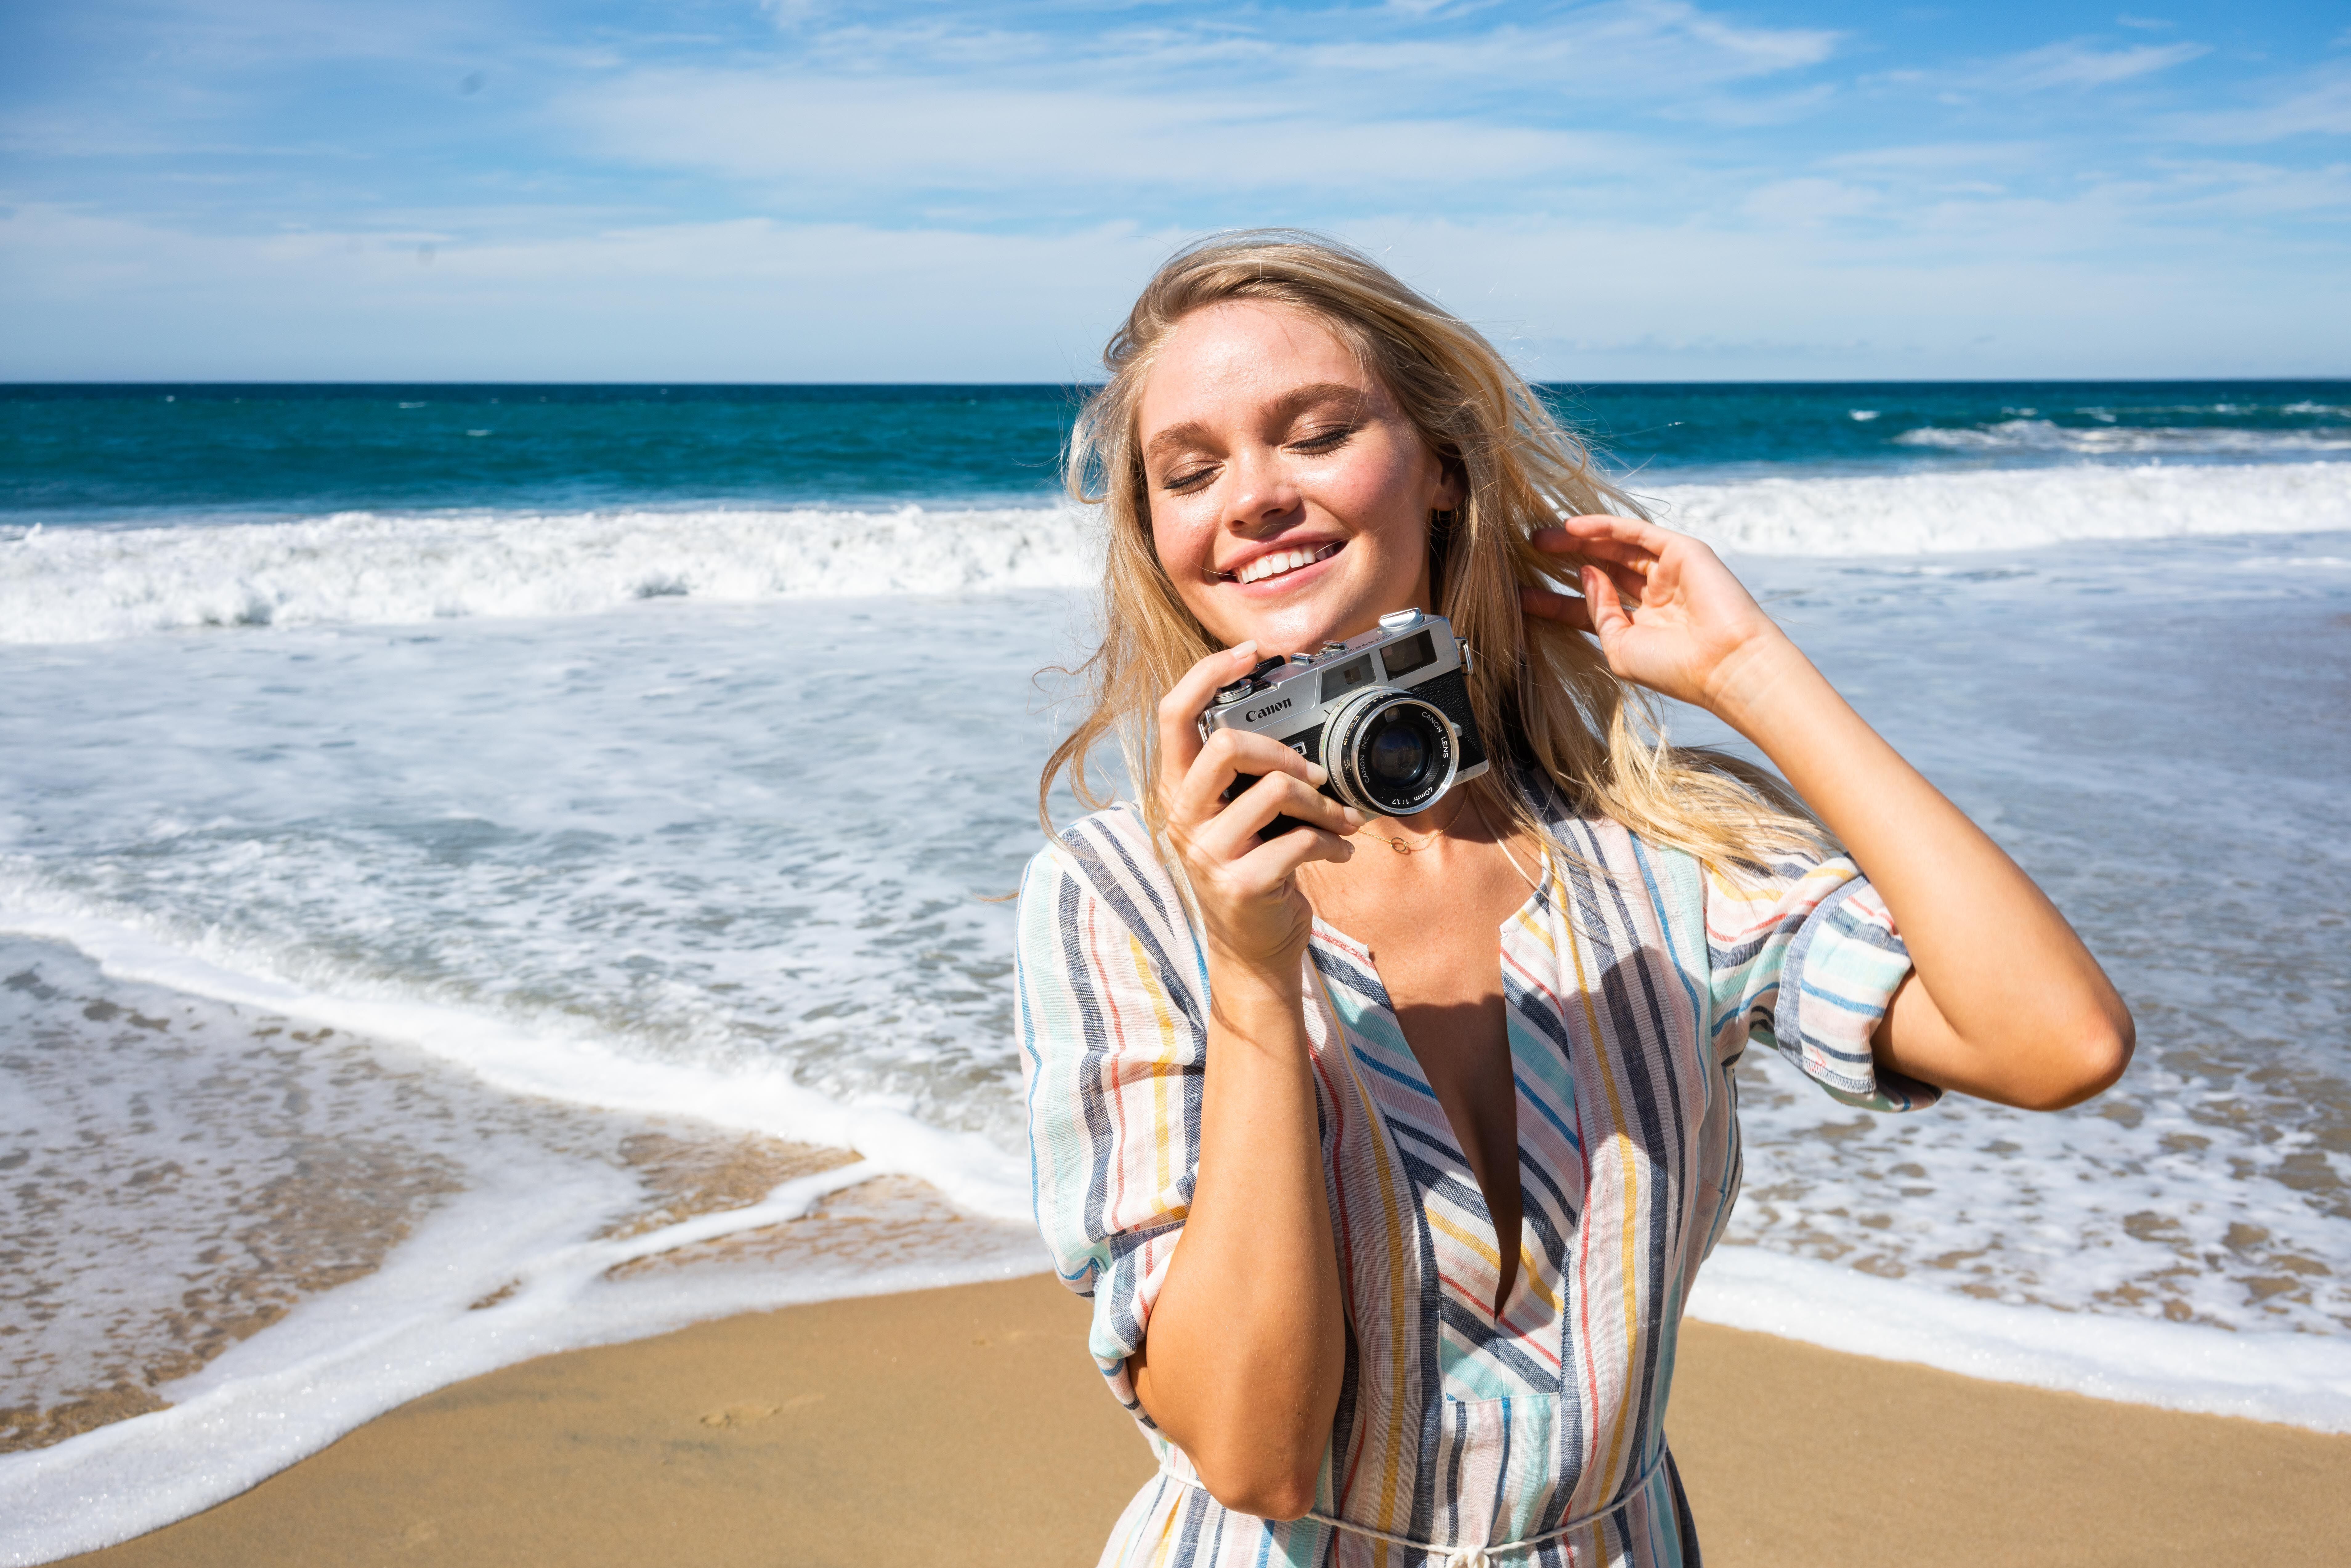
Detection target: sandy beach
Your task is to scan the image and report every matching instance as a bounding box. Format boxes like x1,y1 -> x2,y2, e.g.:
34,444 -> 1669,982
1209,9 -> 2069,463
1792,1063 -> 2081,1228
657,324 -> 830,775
59,1272 -> 2351,1568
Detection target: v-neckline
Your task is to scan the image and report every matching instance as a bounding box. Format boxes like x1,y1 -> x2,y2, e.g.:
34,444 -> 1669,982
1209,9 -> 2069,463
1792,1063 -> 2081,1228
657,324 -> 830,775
1311,847 -> 1551,1322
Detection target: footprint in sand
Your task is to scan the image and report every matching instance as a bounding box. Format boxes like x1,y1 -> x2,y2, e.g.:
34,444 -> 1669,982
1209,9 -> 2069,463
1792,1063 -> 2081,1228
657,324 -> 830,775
698,1393 -> 822,1428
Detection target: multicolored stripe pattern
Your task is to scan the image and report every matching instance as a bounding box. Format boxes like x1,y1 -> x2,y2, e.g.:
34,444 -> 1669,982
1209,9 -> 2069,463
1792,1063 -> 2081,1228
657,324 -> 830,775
1017,797 -> 1930,1567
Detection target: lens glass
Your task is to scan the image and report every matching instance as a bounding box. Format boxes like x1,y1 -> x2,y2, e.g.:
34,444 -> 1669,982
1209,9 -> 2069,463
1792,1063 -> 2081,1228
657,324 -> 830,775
1356,704 -> 1448,811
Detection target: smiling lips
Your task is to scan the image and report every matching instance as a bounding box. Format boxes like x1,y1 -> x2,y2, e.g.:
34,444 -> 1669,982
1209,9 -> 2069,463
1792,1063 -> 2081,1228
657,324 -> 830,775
1230,541 -> 1344,586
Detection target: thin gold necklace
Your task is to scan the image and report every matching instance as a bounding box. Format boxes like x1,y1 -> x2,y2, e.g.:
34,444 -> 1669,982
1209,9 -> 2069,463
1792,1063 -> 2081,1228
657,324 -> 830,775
1366,794 -> 1466,853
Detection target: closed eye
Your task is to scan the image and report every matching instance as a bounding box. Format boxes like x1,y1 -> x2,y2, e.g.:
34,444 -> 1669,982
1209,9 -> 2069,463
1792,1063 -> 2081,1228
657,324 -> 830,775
1291,424 -> 1355,454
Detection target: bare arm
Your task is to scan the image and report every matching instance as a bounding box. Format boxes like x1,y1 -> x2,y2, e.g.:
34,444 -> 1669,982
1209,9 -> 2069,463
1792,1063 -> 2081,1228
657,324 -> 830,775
1526,517 -> 2133,1110
1130,643 -> 1363,1518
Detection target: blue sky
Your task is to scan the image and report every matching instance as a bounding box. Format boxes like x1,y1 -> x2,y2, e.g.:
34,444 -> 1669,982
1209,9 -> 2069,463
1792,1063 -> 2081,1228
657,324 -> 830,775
3,1 -> 2346,381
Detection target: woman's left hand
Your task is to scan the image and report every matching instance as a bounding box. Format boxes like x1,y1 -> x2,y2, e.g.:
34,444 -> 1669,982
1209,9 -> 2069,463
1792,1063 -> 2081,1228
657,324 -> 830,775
1521,514 -> 1793,715
1526,515 -> 2133,1114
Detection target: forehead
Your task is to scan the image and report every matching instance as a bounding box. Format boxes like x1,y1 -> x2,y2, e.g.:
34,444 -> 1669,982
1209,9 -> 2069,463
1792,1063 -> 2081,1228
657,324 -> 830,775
1137,301 -> 1377,431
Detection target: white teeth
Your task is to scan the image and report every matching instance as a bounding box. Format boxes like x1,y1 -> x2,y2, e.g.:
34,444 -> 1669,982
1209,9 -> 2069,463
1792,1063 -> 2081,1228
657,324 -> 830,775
1235,543 -> 1338,585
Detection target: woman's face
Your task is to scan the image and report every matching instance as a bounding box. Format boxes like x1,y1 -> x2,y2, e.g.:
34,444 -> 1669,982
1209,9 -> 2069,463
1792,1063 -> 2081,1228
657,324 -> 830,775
1136,301 -> 1458,656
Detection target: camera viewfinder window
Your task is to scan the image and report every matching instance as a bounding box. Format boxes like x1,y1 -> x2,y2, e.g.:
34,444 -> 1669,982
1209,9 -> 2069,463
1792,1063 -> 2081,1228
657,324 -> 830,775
1378,631 -> 1437,680
1319,655 -> 1378,705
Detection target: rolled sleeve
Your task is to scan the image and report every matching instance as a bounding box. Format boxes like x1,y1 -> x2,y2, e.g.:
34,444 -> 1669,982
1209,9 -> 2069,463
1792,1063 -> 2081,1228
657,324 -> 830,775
1705,853 -> 1939,1113
1014,815 -> 1207,1416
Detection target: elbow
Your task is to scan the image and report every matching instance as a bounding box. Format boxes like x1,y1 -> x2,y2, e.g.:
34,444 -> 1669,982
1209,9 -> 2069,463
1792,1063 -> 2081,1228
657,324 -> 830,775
1200,1467 -> 1322,1524
1185,1437 -> 1325,1522
2015,1007 -> 2135,1112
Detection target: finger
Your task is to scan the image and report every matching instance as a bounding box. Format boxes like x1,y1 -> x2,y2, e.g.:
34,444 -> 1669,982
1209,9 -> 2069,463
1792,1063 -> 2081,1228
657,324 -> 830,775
1595,560 -> 1649,606
1519,585 -> 1596,633
1233,822 -> 1356,885
1156,641 -> 1259,797
1190,768 -> 1362,861
1173,728 -> 1333,828
1579,564 -> 1636,658
1557,512 -> 1660,539
1567,535 -> 1660,568
1558,513 -> 1697,561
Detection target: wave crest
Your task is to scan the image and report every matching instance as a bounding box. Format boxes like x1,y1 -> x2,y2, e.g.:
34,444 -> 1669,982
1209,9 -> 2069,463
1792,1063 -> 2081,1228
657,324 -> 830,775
1643,459 -> 2350,556
1892,419 -> 2350,457
5,463 -> 2349,643
0,504 -> 1101,645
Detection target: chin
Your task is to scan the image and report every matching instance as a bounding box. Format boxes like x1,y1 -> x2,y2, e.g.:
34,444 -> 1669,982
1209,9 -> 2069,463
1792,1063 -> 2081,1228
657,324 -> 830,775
1193,549 -> 1421,653
1220,601 -> 1355,655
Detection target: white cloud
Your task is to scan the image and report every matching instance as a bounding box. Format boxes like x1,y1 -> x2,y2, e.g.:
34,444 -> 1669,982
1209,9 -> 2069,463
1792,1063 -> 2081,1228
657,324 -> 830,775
1995,39 -> 2209,91
1821,141 -> 2049,172
0,201 -> 1188,380
554,68 -> 1652,197
2167,63 -> 2351,143
8,158 -> 2347,384
539,2 -> 1853,211
1739,176 -> 1880,225
1297,2 -> 1842,85
4,1 -> 2343,380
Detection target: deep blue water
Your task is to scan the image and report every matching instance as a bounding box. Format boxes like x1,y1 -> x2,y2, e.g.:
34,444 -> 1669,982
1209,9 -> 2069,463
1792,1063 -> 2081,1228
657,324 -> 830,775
2,379 -> 2344,523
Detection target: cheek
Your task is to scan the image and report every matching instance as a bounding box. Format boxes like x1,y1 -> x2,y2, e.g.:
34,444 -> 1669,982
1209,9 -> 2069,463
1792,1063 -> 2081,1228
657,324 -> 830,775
1339,451 -> 1438,548
1146,500 -> 1200,574
1145,503 -> 1223,622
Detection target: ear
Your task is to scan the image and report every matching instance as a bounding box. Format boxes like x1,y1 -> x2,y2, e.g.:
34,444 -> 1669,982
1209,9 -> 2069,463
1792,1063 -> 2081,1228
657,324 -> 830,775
1433,459 -> 1465,513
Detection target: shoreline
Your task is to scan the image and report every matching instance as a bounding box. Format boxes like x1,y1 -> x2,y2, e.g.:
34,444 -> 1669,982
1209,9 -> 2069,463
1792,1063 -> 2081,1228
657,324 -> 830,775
52,1274 -> 2351,1568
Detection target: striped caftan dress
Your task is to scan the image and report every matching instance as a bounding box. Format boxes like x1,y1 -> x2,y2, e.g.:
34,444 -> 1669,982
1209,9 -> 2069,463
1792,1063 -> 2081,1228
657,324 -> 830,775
1016,791 -> 1935,1568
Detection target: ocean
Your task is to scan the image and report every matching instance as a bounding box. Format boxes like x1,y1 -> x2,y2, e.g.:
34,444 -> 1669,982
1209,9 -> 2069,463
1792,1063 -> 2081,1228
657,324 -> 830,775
3,381 -> 2348,1559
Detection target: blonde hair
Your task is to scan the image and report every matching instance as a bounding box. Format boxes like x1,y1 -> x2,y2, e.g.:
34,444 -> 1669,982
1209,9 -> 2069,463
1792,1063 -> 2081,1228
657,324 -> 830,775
1041,230 -> 1823,870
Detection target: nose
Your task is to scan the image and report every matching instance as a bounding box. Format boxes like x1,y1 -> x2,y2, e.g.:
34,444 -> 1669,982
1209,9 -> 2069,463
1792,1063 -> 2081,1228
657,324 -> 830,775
1226,444 -> 1303,534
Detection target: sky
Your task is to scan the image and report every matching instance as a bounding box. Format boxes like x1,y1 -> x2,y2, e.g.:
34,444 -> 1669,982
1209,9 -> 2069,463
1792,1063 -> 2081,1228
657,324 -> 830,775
2,1 -> 2346,382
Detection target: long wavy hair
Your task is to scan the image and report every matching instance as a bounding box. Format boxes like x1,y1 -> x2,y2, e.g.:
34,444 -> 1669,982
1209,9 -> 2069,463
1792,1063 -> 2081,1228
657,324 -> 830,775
1040,230 -> 1822,871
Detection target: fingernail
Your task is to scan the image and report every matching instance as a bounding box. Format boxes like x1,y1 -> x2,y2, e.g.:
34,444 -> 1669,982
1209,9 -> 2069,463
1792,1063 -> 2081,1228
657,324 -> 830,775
1307,763 -> 1330,786
1341,807 -> 1365,826
1230,640 -> 1259,661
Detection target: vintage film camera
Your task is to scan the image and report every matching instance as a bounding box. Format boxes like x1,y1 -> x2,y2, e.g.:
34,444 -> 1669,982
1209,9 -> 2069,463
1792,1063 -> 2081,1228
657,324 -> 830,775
1198,609 -> 1488,836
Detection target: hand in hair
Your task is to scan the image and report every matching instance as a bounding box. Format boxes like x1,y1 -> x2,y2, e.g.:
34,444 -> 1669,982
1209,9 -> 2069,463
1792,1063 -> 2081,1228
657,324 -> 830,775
1521,514 -> 1792,715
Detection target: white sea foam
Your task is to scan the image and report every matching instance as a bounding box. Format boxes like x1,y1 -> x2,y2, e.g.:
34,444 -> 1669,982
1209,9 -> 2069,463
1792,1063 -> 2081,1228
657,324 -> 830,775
1687,1247 -> 2351,1432
1892,419 -> 2351,457
0,503 -> 1100,645
4,463 -> 2348,645
0,898 -> 1031,1222
1638,459 -> 2349,555
0,1137 -> 1043,1566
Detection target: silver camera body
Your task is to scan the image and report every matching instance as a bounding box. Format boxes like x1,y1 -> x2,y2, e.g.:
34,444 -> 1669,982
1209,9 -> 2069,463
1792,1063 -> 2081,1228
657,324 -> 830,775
1198,609 -> 1488,834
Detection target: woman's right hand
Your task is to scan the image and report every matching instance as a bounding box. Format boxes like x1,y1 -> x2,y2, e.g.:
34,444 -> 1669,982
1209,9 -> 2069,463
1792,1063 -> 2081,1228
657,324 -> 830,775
1157,643 -> 1362,976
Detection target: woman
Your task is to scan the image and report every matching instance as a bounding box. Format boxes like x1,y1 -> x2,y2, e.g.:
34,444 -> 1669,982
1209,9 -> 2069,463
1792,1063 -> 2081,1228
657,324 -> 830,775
1015,233 -> 2131,1567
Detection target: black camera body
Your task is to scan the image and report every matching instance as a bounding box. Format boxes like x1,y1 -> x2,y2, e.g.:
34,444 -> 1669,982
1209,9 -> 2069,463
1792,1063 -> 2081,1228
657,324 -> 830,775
1197,609 -> 1488,835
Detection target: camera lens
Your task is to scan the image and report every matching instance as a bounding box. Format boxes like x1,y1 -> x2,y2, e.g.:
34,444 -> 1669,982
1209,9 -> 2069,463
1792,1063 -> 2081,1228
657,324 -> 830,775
1329,692 -> 1456,816
1362,710 -> 1438,799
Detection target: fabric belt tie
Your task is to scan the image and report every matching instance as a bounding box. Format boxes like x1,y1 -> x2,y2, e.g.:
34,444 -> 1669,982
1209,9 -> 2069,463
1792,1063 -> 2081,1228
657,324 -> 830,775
1157,1449 -> 1668,1564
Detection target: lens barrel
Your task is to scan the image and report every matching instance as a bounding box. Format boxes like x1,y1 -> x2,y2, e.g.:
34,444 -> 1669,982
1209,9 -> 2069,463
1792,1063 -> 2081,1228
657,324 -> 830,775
1325,688 -> 1459,817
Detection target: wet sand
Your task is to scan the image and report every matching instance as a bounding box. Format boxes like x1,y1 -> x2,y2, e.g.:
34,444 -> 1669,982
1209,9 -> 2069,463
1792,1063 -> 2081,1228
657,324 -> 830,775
64,1274 -> 2351,1567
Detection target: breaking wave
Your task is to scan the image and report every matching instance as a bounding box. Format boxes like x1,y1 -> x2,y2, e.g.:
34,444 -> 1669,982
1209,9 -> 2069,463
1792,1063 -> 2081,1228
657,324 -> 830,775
0,504 -> 1101,645
4,463 -> 2348,644
1892,419 -> 2351,458
1642,459 -> 2348,557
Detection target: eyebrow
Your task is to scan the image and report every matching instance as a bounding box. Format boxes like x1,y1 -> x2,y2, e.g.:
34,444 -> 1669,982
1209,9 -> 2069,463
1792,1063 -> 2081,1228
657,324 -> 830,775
1141,381 -> 1375,465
